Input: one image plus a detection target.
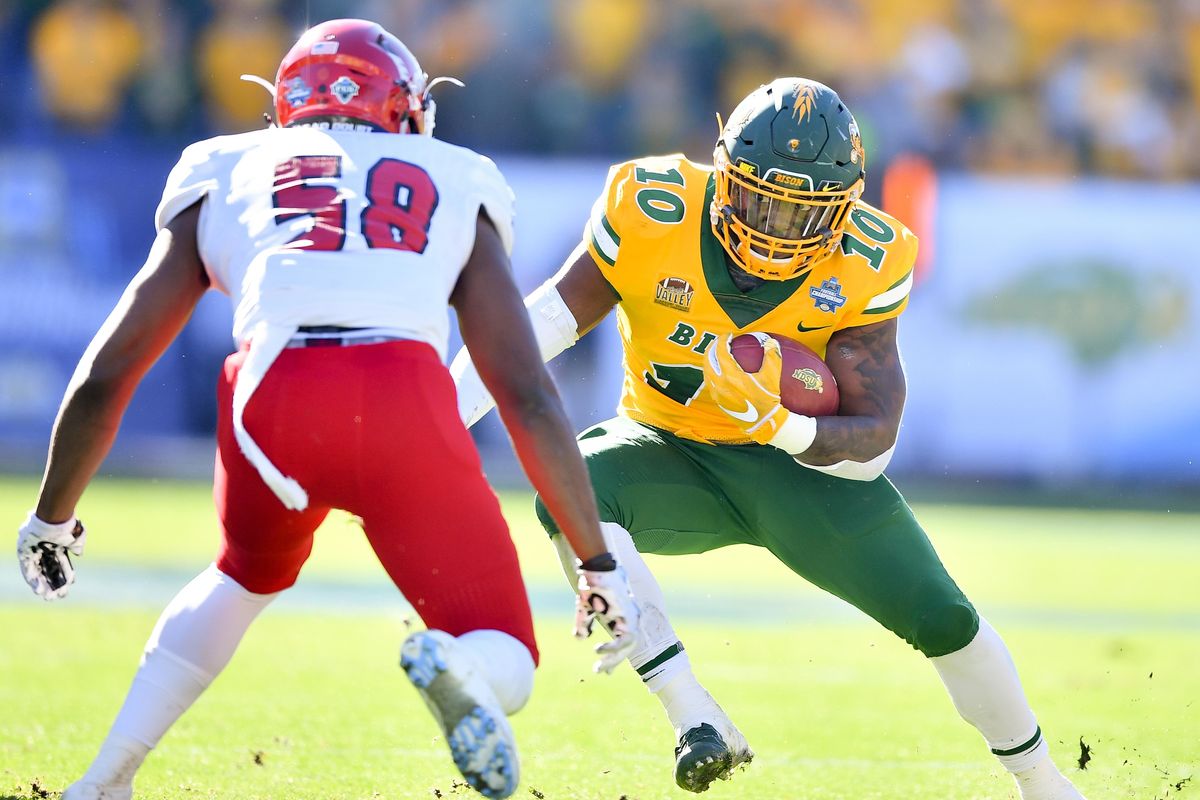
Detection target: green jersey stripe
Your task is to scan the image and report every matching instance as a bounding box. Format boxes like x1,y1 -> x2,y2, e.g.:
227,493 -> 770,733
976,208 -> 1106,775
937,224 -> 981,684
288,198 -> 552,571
862,296 -> 907,315
591,232 -> 617,266
885,268 -> 914,292
601,213 -> 621,246
865,269 -> 914,311
590,210 -> 620,264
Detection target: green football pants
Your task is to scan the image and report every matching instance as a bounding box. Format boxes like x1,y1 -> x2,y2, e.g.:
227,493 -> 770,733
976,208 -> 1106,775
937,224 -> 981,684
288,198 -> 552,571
535,416 -> 978,657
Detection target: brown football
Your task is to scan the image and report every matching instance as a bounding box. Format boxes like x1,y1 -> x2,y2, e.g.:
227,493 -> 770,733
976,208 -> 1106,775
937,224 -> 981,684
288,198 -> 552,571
729,332 -> 840,416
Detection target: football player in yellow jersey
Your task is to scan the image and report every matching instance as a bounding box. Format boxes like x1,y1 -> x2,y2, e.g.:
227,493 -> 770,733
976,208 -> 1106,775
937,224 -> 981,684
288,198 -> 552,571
452,78 -> 1087,799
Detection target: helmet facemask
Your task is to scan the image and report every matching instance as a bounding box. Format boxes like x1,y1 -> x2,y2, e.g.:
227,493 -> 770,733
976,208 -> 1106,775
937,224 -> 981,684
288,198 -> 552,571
712,142 -> 861,281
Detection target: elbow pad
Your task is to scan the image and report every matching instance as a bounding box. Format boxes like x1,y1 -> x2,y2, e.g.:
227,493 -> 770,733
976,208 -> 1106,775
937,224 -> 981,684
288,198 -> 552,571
794,444 -> 896,482
451,281 -> 580,427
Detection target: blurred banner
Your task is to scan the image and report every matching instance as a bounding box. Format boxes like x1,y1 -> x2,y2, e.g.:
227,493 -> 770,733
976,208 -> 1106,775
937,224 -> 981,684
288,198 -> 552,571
894,175 -> 1199,484
0,145 -> 1196,484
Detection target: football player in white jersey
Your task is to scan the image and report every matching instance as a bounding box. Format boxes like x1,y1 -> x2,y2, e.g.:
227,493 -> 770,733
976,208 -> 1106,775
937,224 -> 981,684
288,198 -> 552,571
15,19 -> 640,800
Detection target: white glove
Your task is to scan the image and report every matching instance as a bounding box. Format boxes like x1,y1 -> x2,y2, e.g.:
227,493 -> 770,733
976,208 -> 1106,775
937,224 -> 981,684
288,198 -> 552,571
574,565 -> 641,674
17,512 -> 86,601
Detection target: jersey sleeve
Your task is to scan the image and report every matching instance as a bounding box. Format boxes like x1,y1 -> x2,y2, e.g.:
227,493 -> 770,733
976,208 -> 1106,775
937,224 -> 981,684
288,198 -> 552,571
469,154 -> 516,256
839,216 -> 919,328
154,139 -> 221,231
584,162 -> 628,270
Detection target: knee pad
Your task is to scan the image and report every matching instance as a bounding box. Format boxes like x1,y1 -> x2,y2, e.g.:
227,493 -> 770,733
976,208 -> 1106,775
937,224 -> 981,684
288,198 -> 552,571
914,600 -> 979,657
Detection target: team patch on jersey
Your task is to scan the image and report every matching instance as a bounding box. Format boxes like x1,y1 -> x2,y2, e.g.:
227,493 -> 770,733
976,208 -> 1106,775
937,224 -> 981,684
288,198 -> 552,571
330,76 -> 360,104
654,277 -> 694,312
285,77 -> 312,108
810,277 -> 847,313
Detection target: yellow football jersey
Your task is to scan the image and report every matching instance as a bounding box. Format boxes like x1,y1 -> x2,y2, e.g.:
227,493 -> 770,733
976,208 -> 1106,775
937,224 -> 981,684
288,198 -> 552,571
584,154 -> 918,445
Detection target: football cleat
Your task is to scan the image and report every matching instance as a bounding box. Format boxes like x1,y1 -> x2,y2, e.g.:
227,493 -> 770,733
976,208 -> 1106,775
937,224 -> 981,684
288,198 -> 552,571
60,782 -> 132,800
401,630 -> 519,799
674,722 -> 754,793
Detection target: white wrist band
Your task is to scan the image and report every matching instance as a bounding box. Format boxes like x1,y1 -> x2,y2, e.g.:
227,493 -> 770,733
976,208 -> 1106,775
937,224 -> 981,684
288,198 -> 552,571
452,281 -> 580,427
767,413 -> 817,455
525,281 -> 580,361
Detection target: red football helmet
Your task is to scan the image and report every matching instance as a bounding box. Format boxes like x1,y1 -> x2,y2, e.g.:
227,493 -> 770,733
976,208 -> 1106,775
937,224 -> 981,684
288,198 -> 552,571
273,19 -> 437,134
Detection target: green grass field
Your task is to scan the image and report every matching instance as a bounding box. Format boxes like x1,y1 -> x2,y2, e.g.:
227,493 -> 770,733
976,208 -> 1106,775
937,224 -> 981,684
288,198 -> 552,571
1,475 -> 1197,800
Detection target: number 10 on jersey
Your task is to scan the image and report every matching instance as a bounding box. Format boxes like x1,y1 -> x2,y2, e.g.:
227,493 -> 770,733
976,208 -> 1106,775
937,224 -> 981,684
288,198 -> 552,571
272,155 -> 439,253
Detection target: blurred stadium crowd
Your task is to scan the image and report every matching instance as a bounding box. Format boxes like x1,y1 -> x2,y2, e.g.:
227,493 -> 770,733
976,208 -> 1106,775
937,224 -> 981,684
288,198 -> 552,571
3,0 -> 1200,178
3,0 -> 1199,489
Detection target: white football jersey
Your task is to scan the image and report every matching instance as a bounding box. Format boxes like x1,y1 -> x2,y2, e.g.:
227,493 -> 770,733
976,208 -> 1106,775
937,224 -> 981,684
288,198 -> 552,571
156,125 -> 515,359
154,127 -> 515,511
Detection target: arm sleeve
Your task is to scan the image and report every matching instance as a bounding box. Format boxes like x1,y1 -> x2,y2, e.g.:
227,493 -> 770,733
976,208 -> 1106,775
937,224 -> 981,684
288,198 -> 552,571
154,141 -> 220,232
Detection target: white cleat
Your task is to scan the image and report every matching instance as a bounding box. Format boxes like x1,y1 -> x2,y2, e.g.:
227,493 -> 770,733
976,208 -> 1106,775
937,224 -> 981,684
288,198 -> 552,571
1015,757 -> 1087,800
61,782 -> 133,800
401,630 -> 519,799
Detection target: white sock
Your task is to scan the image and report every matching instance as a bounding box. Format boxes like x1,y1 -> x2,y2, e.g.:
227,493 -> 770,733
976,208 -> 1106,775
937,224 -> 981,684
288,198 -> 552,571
78,565 -> 276,786
1014,754 -> 1083,800
655,666 -> 727,736
930,618 -> 1049,773
457,629 -> 535,715
552,524 -> 712,733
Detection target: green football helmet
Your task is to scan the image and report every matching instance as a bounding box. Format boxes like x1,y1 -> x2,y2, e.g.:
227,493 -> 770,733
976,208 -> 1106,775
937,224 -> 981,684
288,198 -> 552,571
711,78 -> 865,280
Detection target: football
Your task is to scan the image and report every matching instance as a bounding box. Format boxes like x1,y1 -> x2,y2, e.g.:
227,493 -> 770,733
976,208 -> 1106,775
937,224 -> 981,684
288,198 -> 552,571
729,332 -> 840,416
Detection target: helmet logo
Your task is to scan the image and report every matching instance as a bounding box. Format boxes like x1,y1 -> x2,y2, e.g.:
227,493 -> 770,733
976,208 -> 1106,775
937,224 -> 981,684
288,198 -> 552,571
285,77 -> 312,108
330,76 -> 361,104
787,138 -> 800,152
791,85 -> 818,123
735,158 -> 758,176
849,120 -> 864,165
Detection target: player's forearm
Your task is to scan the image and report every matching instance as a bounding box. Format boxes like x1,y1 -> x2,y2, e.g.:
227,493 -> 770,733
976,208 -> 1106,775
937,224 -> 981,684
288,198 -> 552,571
497,390 -> 607,563
798,415 -> 898,465
36,375 -> 136,522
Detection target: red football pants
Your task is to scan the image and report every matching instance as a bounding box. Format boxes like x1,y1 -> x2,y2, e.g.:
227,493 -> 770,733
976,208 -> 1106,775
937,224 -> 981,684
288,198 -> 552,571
213,340 -> 537,663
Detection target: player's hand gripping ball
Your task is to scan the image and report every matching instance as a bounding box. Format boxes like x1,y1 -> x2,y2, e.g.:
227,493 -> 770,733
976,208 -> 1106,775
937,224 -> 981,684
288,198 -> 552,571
729,332 -> 839,416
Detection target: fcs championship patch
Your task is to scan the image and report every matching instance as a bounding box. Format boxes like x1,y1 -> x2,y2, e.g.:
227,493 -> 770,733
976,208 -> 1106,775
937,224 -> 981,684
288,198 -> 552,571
654,277 -> 694,312
285,77 -> 312,107
330,76 -> 360,104
810,277 -> 847,313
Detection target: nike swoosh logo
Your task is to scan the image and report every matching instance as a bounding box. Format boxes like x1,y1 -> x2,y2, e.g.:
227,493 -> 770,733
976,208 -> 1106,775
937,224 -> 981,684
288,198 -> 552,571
719,400 -> 759,424
796,322 -> 831,333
